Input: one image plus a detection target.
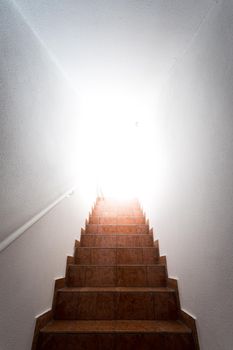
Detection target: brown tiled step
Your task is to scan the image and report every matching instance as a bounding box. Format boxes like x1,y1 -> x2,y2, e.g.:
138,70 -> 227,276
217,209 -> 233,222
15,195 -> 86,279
38,320 -> 194,350
92,209 -> 143,216
89,216 -> 146,225
80,234 -> 154,248
54,287 -> 178,320
75,247 -> 158,265
95,199 -> 139,205
95,201 -> 140,209
67,264 -> 167,287
86,224 -> 149,234
94,205 -> 141,211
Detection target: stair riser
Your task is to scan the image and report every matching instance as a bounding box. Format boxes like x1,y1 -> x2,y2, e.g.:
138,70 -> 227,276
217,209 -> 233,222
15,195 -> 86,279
86,224 -> 149,234
54,291 -> 178,320
67,266 -> 167,287
38,333 -> 194,350
92,210 -> 143,216
95,202 -> 140,207
89,216 -> 146,225
75,248 -> 158,265
34,198 -> 198,350
80,235 -> 154,248
94,201 -> 138,205
94,204 -> 142,212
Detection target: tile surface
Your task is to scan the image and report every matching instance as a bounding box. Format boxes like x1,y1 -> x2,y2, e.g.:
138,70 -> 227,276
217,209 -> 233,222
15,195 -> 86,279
35,198 -> 196,350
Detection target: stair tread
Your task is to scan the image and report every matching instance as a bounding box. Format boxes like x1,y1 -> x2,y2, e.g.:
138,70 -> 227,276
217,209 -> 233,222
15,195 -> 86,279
58,287 -> 175,293
87,224 -> 148,226
77,247 -> 156,249
41,320 -> 191,334
89,215 -> 144,217
69,264 -> 165,267
34,198 -> 197,349
92,214 -> 144,216
82,232 -> 152,237
81,234 -> 153,236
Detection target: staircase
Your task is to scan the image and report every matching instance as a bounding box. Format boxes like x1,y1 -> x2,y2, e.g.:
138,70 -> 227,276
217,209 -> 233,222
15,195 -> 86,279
34,198 -> 198,350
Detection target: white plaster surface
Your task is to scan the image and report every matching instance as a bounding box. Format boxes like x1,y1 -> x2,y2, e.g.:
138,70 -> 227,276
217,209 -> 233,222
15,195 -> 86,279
0,3 -> 95,349
143,1 -> 233,349
13,0 -> 214,124
0,189 -> 93,350
0,0 -> 80,243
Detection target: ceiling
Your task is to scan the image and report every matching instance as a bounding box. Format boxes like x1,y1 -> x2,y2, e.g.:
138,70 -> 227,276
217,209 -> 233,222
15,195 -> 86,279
13,0 -> 213,109
7,0 -> 216,199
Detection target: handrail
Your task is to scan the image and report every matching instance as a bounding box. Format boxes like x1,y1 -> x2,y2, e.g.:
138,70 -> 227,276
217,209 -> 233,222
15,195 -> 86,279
0,186 -> 76,253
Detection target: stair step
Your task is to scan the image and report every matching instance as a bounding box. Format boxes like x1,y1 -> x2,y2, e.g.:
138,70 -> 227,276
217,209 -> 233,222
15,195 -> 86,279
41,319 -> 190,333
96,198 -> 140,208
85,224 -> 149,234
94,206 -> 142,212
57,286 -> 174,292
80,234 -> 154,248
92,209 -> 143,216
94,202 -> 141,209
67,264 -> 167,287
54,287 -> 178,320
89,216 -> 146,225
75,247 -> 158,265
38,320 -> 194,350
33,198 -> 197,350
95,202 -> 140,208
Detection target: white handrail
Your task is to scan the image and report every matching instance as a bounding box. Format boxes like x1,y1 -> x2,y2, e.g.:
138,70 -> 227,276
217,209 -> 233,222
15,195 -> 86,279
0,186 -> 76,253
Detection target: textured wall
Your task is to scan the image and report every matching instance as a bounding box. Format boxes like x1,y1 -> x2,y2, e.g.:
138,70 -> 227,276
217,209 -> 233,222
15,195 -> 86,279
0,2 -> 96,350
13,0 -> 214,136
0,0 -> 80,243
144,1 -> 233,349
0,189 -> 93,350
14,0 -> 213,89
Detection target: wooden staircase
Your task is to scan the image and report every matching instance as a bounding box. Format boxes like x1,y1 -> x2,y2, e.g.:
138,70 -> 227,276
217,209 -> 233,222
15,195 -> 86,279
33,198 -> 199,350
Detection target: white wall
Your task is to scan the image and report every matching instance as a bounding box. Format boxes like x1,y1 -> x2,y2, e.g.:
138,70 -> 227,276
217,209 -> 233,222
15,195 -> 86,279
11,0 -> 214,200
0,0 -> 81,243
14,0 -> 213,97
145,1 -> 233,349
0,2 -> 95,350
0,190 -> 93,350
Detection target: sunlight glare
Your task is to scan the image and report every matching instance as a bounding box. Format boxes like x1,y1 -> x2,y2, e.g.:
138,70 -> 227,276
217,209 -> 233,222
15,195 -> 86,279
76,85 -> 157,201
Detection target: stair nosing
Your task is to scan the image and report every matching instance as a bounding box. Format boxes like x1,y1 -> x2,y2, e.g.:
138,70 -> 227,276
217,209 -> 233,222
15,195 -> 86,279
81,233 -> 153,236
69,264 -> 166,267
40,320 -> 192,334
76,247 -> 156,249
86,224 -> 148,226
80,234 -> 153,239
57,287 -> 175,292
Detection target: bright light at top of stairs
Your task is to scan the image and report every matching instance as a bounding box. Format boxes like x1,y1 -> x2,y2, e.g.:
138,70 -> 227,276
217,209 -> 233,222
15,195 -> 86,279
76,89 -> 157,200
